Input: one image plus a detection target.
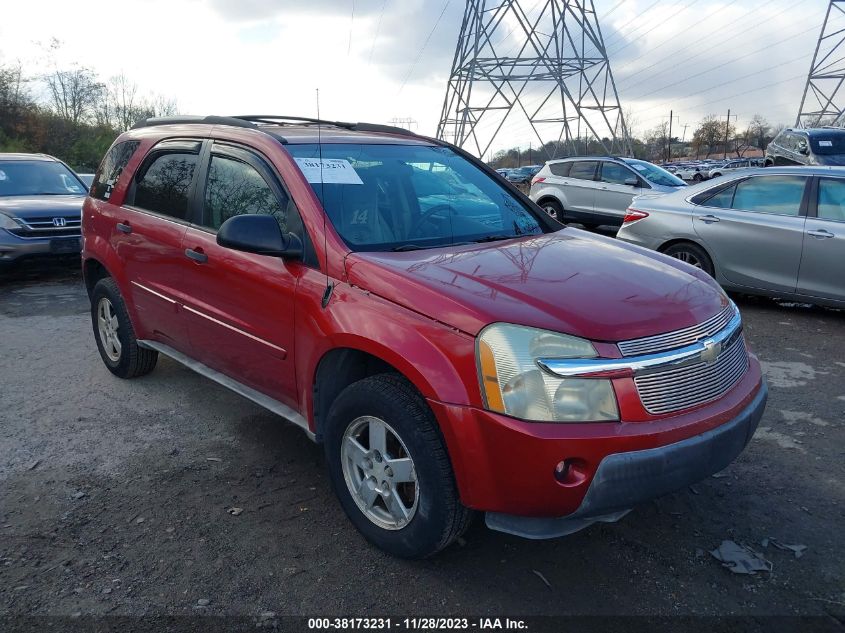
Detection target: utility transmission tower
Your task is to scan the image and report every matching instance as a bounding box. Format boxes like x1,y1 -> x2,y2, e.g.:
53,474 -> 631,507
437,0 -> 631,160
797,0 -> 845,128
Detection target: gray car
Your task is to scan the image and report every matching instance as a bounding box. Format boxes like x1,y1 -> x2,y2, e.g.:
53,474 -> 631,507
616,166 -> 845,308
530,156 -> 686,227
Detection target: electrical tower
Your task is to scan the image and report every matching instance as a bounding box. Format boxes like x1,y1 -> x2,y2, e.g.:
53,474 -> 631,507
437,0 -> 631,161
797,0 -> 845,128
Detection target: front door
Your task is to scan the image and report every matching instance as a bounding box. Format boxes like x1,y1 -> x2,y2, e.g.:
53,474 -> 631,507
178,143 -> 304,409
693,174 -> 809,293
798,176 -> 845,303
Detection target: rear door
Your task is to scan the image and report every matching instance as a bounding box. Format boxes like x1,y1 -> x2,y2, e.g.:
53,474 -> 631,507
692,174 -> 809,293
595,161 -> 643,220
797,176 -> 845,303
116,140 -> 202,350
561,160 -> 597,216
178,142 -> 306,408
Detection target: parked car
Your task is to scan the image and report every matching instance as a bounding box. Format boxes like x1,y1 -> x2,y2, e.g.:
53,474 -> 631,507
708,159 -> 753,179
82,115 -> 767,558
617,166 -> 845,308
765,128 -> 845,167
674,163 -> 709,182
506,165 -> 542,184
0,153 -> 88,268
529,156 -> 686,226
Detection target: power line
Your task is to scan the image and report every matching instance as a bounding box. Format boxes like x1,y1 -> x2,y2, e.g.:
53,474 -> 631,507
398,0 -> 451,95
348,0 -> 355,56
606,0 -> 697,58
368,0 -> 388,66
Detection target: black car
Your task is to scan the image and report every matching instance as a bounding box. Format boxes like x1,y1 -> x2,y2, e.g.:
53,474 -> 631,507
765,128 -> 845,167
0,153 -> 87,268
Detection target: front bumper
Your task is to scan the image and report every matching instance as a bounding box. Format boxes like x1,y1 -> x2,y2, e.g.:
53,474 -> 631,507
486,382 -> 767,538
0,229 -> 81,263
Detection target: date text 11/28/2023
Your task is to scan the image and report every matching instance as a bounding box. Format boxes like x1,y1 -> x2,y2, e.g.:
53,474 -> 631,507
307,618 -> 528,630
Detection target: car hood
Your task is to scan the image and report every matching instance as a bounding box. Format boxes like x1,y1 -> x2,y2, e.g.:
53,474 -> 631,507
345,230 -> 728,341
0,195 -> 84,219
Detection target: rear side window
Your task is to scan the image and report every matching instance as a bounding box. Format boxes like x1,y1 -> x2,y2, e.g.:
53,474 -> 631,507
92,141 -> 140,201
732,176 -> 806,216
818,178 -> 845,222
569,161 -> 597,181
692,183 -> 737,208
549,162 -> 572,177
202,155 -> 291,231
133,153 -> 198,221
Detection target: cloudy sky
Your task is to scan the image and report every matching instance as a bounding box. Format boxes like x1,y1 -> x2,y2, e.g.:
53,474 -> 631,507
0,0 -> 833,155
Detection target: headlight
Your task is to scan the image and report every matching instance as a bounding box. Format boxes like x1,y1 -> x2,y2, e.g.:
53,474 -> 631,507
0,213 -> 20,230
477,323 -> 619,422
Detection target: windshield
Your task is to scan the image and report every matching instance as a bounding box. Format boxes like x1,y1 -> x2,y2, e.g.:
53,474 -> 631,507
623,158 -> 686,187
0,160 -> 87,197
810,133 -> 845,156
286,143 -> 546,252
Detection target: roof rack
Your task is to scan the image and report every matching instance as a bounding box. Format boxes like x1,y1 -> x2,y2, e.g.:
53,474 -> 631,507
130,114 -> 420,139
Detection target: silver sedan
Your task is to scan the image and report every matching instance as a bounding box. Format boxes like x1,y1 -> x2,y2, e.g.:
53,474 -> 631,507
616,166 -> 845,308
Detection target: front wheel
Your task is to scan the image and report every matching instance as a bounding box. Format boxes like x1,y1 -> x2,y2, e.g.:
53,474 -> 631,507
692,173 -> 703,182
662,242 -> 715,276
324,374 -> 472,558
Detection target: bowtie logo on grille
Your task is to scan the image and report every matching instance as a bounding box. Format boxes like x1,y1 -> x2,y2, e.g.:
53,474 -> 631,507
52,217 -> 67,227
700,339 -> 721,365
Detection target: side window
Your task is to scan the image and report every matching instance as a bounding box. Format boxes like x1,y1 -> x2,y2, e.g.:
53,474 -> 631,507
202,155 -> 290,232
695,183 -> 737,209
132,153 -> 198,221
549,162 -> 572,177
818,178 -> 845,222
600,162 -> 635,185
731,176 -> 806,216
569,161 -> 597,181
92,140 -> 140,201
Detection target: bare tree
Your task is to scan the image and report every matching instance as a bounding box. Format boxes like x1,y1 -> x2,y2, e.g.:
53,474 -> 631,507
44,66 -> 103,125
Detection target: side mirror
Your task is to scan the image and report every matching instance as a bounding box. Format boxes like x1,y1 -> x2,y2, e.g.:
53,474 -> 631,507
624,177 -> 640,187
217,214 -> 302,259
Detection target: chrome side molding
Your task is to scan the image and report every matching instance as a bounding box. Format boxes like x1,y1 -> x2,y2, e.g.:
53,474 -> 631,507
537,312 -> 743,379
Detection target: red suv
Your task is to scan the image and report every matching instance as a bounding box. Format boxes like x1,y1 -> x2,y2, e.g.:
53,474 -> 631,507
82,115 -> 767,558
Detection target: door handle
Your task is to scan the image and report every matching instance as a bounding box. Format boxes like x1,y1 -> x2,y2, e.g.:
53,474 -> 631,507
184,248 -> 208,263
116,222 -> 132,234
807,229 -> 834,239
698,215 -> 721,224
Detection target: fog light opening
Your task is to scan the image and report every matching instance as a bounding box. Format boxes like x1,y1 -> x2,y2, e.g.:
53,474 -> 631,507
554,458 -> 588,487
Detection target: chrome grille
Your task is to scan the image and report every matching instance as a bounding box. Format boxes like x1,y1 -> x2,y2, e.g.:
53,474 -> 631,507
619,303 -> 735,357
9,215 -> 81,238
634,335 -> 749,414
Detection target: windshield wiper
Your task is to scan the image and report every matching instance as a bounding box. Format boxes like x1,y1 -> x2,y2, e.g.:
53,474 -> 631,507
391,244 -> 429,252
472,235 -> 516,244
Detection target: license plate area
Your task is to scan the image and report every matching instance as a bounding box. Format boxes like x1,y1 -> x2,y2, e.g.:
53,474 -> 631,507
50,237 -> 81,254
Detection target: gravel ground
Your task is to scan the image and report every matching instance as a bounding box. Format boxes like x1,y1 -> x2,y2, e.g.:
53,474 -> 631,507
0,259 -> 843,625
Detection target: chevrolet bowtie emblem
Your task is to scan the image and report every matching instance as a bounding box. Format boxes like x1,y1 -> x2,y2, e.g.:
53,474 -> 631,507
700,339 -> 720,365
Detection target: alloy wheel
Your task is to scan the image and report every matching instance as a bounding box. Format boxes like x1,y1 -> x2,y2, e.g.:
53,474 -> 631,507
97,297 -> 122,362
671,251 -> 703,269
341,416 -> 419,530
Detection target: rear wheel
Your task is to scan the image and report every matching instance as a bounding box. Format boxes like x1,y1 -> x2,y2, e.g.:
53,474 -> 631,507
324,374 -> 472,558
692,173 -> 704,182
91,278 -> 158,378
540,199 -> 564,222
662,242 -> 715,276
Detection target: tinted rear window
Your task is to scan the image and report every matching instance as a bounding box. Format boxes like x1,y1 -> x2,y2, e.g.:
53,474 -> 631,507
569,161 -> 597,181
810,133 -> 845,156
92,141 -> 140,201
549,162 -> 572,177
133,153 -> 198,220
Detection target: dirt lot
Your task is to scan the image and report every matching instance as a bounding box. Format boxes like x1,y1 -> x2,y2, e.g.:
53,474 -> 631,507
0,259 -> 843,625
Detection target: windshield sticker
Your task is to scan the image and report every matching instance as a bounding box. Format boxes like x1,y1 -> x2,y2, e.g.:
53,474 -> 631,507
819,140 -> 833,147
631,164 -> 646,171
293,158 -> 363,185
0,170 -> 6,181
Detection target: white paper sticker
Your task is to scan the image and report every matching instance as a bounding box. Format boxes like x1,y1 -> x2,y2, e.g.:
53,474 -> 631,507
293,158 -> 363,185
631,164 -> 646,171
819,140 -> 833,147
0,170 -> 6,181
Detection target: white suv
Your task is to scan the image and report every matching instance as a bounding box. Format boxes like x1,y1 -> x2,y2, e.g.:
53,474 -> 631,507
529,157 -> 687,227
708,159 -> 752,179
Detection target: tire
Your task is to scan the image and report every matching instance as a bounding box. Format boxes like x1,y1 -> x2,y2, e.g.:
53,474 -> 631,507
692,173 -> 703,182
324,373 -> 472,559
90,277 -> 158,379
711,172 -> 722,178
540,199 -> 564,222
662,242 -> 715,277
